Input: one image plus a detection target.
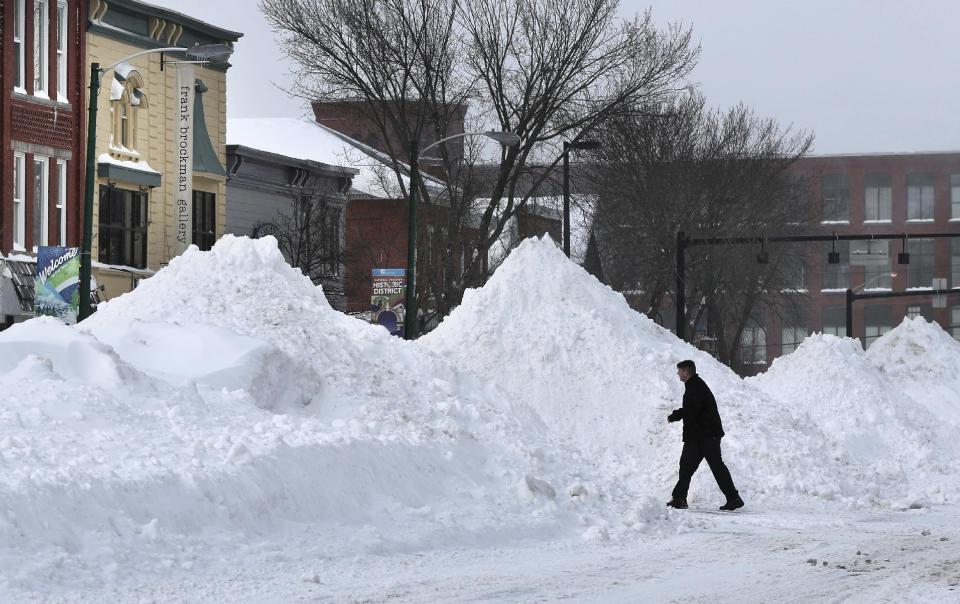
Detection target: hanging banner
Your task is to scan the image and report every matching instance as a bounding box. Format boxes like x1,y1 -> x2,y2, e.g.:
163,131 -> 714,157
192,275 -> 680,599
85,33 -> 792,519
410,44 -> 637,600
34,246 -> 80,324
174,64 -> 195,255
371,268 -> 406,337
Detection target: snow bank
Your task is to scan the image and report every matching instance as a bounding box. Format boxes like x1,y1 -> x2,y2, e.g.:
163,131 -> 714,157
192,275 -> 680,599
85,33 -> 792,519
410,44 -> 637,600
423,237 -> 842,504
750,333 -> 959,507
1,236 -> 680,597
866,316 -> 960,426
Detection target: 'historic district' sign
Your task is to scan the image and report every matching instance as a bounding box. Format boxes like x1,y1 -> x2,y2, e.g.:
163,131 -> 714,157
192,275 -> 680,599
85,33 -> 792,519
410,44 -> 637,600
371,268 -> 406,337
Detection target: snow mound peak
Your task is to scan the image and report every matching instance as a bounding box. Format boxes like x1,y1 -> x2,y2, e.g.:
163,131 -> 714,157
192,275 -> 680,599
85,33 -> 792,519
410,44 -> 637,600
867,316 -> 960,381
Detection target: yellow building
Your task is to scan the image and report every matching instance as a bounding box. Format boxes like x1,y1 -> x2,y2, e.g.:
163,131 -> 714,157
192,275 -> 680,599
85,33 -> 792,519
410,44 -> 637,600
85,0 -> 241,300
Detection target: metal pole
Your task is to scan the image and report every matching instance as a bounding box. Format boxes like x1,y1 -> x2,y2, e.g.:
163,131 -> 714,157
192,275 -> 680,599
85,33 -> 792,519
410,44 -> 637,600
562,142 -> 571,258
845,288 -> 854,339
403,140 -> 419,340
79,63 -> 100,321
676,230 -> 686,340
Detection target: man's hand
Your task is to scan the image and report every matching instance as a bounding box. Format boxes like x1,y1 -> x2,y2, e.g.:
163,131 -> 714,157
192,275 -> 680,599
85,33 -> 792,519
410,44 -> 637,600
667,409 -> 682,423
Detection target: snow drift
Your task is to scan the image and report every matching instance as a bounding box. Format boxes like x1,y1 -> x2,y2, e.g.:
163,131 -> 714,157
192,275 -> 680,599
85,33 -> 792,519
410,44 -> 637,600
750,332 -> 959,507
423,236 -> 848,504
0,236 -> 675,598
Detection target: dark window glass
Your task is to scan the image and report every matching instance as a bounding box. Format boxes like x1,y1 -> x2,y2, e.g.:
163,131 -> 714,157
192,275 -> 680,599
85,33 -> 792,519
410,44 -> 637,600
98,186 -> 148,268
192,190 -> 216,251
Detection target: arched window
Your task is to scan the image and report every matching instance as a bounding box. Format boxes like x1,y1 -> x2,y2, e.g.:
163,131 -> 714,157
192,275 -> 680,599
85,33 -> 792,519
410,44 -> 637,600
109,65 -> 147,157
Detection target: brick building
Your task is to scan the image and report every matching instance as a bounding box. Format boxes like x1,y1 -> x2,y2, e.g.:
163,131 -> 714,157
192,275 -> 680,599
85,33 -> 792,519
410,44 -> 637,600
750,152 -> 960,367
1,0 -> 86,323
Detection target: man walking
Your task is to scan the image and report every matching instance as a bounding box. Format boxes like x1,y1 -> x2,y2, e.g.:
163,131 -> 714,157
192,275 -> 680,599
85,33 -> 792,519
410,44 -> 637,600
666,360 -> 744,511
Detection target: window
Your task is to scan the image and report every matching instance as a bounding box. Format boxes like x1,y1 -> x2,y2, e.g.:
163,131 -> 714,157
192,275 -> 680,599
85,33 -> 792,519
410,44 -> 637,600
120,97 -> 130,148
822,306 -> 845,337
33,157 -> 50,249
907,238 -> 935,289
111,74 -> 147,155
740,321 -> 767,365
952,174 -> 960,220
781,325 -> 807,355
852,240 -> 892,290
864,173 -> 892,222
952,238 -> 960,289
56,1 -> 67,100
821,174 -> 849,222
34,0 -> 49,97
99,186 -> 147,268
822,241 -> 850,290
56,160 -> 67,245
782,254 -> 807,291
13,153 -> 26,250
864,305 -> 892,349
14,0 -> 25,91
906,304 -> 933,322
906,173 -> 935,221
951,306 -> 960,341
192,190 -> 216,251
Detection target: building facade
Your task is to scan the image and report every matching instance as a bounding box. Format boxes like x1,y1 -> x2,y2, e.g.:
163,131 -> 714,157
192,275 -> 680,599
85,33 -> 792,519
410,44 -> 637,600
754,152 -> 960,366
1,0 -> 87,323
85,0 -> 240,300
225,144 -> 356,311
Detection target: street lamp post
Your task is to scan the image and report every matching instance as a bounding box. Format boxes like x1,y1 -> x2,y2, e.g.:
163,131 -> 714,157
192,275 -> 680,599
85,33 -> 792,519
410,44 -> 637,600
78,44 -> 233,321
403,130 -> 521,340
562,140 -> 600,258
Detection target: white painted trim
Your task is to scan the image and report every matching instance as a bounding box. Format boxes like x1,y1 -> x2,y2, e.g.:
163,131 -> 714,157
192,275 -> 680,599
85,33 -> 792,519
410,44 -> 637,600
56,159 -> 67,245
12,153 -> 26,250
13,0 -> 26,91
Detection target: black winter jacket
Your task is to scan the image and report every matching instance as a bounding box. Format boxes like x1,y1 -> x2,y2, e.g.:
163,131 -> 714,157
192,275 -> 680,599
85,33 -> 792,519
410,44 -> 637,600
671,374 -> 725,442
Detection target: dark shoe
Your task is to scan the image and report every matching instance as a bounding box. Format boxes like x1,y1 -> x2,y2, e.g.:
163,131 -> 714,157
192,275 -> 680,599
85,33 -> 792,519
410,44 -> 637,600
666,498 -> 688,509
719,496 -> 744,511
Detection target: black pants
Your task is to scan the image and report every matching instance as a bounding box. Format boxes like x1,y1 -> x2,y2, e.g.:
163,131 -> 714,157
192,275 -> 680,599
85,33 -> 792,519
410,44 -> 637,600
671,436 -> 739,501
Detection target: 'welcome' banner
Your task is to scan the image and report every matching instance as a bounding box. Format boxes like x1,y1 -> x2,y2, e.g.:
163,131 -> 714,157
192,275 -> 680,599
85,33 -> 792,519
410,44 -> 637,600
34,246 -> 80,324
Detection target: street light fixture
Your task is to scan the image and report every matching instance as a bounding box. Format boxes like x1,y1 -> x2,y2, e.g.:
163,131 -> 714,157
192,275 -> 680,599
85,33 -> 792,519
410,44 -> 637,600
403,130 -> 521,340
78,44 -> 233,321
562,140 -> 601,258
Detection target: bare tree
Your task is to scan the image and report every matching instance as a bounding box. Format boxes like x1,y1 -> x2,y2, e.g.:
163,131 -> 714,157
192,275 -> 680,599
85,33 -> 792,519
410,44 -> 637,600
590,94 -> 815,373
261,0 -> 698,323
253,185 -> 345,301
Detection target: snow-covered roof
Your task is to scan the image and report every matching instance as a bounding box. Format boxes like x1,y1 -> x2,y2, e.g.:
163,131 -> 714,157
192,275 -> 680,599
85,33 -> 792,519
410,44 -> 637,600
227,117 -> 445,200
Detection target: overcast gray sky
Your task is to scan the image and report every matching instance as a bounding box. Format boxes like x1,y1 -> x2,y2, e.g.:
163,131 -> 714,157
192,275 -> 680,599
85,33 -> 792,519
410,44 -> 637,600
151,0 -> 960,155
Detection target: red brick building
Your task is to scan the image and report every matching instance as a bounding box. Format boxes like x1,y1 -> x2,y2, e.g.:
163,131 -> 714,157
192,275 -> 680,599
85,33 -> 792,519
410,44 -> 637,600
1,0 -> 85,255
750,152 -> 960,366
1,0 -> 86,324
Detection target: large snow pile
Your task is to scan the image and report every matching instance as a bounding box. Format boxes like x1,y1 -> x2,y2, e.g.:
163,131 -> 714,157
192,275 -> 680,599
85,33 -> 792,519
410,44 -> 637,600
750,333 -> 960,507
866,316 -> 960,424
1,236 -> 678,599
423,237 -> 844,505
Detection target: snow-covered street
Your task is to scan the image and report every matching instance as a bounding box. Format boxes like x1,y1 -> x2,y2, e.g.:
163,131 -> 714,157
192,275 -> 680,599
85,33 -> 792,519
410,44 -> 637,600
3,236 -> 960,603
36,502 -> 960,603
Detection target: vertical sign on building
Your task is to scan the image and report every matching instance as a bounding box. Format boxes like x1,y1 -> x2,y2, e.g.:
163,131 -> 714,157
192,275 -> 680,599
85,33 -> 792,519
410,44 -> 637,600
371,268 -> 406,337
34,246 -> 81,324
175,64 -> 195,255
